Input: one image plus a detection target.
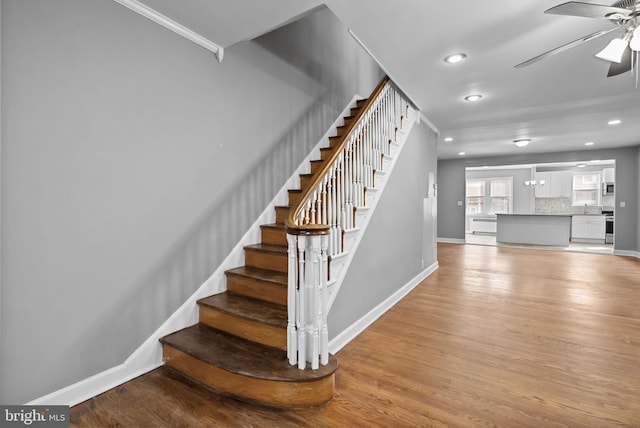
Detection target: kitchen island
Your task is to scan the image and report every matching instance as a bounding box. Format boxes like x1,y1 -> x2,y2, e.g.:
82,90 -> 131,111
496,214 -> 572,246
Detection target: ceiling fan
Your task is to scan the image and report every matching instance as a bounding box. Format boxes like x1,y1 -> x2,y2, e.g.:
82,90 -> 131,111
515,1 -> 640,79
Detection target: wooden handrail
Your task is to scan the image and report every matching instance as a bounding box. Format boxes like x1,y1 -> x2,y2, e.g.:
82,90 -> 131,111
285,76 -> 391,236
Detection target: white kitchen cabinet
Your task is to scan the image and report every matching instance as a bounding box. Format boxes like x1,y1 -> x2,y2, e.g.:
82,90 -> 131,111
571,215 -> 606,242
603,167 -> 615,183
535,171 -> 572,198
550,171 -> 572,197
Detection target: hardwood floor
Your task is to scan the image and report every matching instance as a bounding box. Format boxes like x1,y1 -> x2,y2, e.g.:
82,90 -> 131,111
70,243 -> 640,427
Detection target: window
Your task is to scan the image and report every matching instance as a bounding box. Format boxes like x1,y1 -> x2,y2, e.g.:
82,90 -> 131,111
572,173 -> 601,206
466,178 -> 513,215
466,180 -> 485,214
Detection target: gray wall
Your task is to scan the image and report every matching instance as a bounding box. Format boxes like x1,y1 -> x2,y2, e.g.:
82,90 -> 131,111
0,1 -> 385,403
329,120 -> 438,336
437,146 -> 640,252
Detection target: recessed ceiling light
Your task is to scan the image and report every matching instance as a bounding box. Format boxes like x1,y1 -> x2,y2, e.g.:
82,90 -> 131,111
444,53 -> 467,64
608,119 -> 622,125
514,139 -> 531,147
464,94 -> 483,102
444,137 -> 453,142
458,151 -> 466,156
590,160 -> 601,163
577,163 -> 587,168
585,141 -> 595,146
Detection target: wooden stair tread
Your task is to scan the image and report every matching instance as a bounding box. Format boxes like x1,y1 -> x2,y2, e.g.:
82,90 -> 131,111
225,266 -> 287,286
244,243 -> 288,255
198,293 -> 286,328
161,324 -> 337,382
260,223 -> 285,231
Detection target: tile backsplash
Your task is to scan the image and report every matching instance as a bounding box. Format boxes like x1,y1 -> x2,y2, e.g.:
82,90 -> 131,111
534,195 -> 615,214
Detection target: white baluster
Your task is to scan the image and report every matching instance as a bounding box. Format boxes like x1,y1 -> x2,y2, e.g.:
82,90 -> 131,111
286,234 -> 298,366
320,234 -> 329,365
297,236 -> 306,370
308,235 -> 320,370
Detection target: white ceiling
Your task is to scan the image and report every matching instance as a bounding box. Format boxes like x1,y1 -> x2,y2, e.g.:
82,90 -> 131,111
133,0 -> 640,159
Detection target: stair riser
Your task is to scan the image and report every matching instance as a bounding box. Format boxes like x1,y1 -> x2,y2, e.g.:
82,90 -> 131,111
299,174 -> 313,189
320,148 -> 334,161
275,207 -> 290,224
245,250 -> 288,273
199,308 -> 286,350
288,191 -> 302,206
310,161 -> 324,175
163,345 -> 335,408
226,275 -> 287,306
261,228 -> 287,246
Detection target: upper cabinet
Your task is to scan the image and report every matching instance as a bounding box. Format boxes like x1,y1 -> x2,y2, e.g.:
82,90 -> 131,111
603,167 -> 615,183
535,171 -> 572,198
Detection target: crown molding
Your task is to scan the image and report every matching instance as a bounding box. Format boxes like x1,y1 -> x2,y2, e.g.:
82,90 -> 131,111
113,0 -> 224,62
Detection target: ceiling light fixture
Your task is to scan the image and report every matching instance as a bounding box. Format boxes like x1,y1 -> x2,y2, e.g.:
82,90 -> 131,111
630,26 -> 640,51
608,119 -> 622,125
514,139 -> 531,147
584,141 -> 595,146
595,37 -> 629,63
577,163 -> 587,168
444,53 -> 467,64
464,94 -> 482,102
458,151 -> 466,156
443,137 -> 453,142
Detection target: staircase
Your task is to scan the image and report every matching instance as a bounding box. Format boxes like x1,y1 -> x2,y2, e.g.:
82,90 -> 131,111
158,100 -> 371,408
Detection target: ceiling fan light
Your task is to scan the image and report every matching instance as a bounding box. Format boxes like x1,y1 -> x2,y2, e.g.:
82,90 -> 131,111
630,28 -> 640,51
595,38 -> 629,63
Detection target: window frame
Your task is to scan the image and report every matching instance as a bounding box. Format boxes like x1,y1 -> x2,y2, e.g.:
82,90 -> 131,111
465,177 -> 514,216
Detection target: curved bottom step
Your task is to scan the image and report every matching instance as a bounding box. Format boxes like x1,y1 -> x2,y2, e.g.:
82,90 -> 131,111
160,324 -> 337,408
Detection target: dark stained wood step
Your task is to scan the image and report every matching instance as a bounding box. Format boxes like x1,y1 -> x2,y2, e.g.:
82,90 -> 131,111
260,223 -> 287,246
320,146 -> 335,160
287,188 -> 302,206
161,324 -> 336,382
225,265 -> 287,306
244,243 -> 288,273
310,159 -> 325,174
198,293 -> 286,329
299,173 -> 315,189
275,205 -> 290,224
198,292 -> 287,349
160,324 -> 337,407
335,125 -> 349,137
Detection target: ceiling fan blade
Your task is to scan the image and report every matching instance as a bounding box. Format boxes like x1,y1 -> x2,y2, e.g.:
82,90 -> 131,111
514,26 -> 622,68
607,47 -> 634,76
545,1 -> 632,19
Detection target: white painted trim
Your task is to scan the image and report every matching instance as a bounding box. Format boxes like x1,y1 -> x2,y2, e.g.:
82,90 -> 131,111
27,96 -> 363,407
112,0 -> 224,62
26,362 -> 162,407
437,237 -> 466,244
614,249 -> 640,258
328,261 -> 439,354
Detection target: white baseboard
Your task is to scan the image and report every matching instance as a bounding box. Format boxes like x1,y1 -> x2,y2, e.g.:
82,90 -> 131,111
437,237 -> 466,244
614,249 -> 640,258
27,96 -> 362,407
328,261 -> 439,355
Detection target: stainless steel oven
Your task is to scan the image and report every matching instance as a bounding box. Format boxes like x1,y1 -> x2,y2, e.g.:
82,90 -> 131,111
602,182 -> 614,195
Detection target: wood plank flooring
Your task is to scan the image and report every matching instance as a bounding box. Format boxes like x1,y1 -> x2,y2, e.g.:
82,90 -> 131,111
70,243 -> 640,427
